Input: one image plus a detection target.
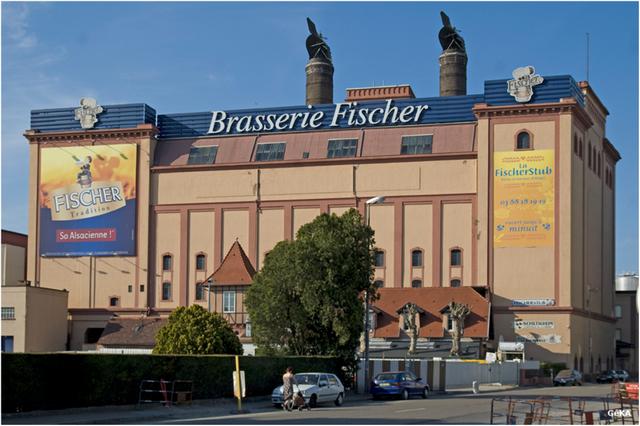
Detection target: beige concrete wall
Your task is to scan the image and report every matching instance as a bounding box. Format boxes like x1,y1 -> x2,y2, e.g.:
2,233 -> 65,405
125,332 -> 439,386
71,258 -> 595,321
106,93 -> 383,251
441,203 -> 472,286
68,312 -> 112,351
153,160 -> 476,206
155,212 -> 181,307
258,208 -> 284,269
293,207 -> 320,237
571,125 -> 586,310
329,206 -> 354,216
492,121 -> 556,306
1,288 -> 27,352
222,210 -> 249,256
370,204 -> 395,287
40,258 -> 90,308
571,314 -> 616,374
26,144 -> 39,286
94,258 -> 136,308
2,244 -> 26,286
1,286 -> 68,352
494,312 -> 572,364
189,210 -> 215,306
476,119 -> 489,288
403,204 -> 433,287
558,114 -> 573,307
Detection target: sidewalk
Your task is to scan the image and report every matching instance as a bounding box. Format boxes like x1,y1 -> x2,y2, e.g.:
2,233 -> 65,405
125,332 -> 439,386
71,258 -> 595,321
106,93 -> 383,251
444,383 -> 519,396
2,391 -> 372,425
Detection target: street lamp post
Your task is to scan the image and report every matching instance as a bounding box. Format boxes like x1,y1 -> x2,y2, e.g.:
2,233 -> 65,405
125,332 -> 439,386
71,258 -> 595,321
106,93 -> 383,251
363,196 -> 385,393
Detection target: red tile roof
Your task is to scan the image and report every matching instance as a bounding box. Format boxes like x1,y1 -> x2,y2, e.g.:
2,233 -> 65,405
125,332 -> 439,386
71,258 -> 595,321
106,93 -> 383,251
206,241 -> 256,286
372,287 -> 490,339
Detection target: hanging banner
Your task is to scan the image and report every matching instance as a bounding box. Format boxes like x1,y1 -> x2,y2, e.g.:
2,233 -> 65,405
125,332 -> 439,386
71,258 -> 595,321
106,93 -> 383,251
39,144 -> 137,256
493,149 -> 554,247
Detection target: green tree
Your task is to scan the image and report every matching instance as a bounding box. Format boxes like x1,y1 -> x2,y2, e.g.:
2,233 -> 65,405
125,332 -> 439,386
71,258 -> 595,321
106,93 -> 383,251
153,305 -> 243,355
245,208 -> 376,369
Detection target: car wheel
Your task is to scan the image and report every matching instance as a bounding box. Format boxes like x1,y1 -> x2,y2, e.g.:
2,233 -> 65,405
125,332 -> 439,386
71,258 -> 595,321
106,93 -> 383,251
335,393 -> 344,406
422,387 -> 429,399
402,389 -> 409,400
309,394 -> 318,408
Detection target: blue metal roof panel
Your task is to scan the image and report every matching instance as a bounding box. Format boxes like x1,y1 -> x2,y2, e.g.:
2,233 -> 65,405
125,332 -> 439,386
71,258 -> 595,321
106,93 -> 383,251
484,75 -> 584,107
157,94 -> 485,139
30,103 -> 156,133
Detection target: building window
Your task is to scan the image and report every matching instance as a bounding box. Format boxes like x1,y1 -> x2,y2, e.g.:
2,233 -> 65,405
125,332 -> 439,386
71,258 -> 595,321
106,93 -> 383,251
245,321 -> 252,337
223,291 -> 236,313
162,282 -> 172,301
128,285 -> 133,293
196,254 -> 206,271
187,145 -> 218,165
401,135 -> 433,155
574,135 -> 579,156
374,280 -> 384,288
516,131 -> 531,150
615,328 -> 622,341
451,279 -> 461,287
597,154 -> 601,177
450,248 -> 462,266
1,307 -> 15,320
195,282 -> 205,301
162,255 -> 172,271
374,250 -> 385,267
614,304 -> 622,318
579,139 -> 583,158
368,309 -> 376,332
255,143 -> 286,161
588,143 -> 592,168
140,285 -> 145,292
327,139 -> 357,158
109,297 -> 119,307
446,315 -> 454,331
411,249 -> 423,267
411,279 -> 422,288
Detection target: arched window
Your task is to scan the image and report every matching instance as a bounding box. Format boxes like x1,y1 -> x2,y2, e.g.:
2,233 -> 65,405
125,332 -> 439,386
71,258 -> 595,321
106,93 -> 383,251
450,248 -> 462,266
162,282 -> 172,301
374,250 -> 385,267
374,280 -> 384,288
450,279 -> 461,287
195,282 -> 205,301
516,131 -> 531,150
411,249 -> 423,267
196,254 -> 206,271
109,296 -> 119,307
411,279 -> 422,288
162,255 -> 172,271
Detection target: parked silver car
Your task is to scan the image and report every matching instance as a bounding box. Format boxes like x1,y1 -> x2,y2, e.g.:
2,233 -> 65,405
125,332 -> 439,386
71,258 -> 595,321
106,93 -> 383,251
271,372 -> 345,408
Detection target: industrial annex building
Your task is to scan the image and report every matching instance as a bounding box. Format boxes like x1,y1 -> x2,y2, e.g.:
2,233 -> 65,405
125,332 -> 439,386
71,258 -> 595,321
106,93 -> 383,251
13,14 -> 621,372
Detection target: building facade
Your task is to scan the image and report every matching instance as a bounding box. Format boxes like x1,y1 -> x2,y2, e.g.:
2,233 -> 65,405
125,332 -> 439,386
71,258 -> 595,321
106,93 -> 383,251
614,274 -> 638,376
22,19 -> 620,368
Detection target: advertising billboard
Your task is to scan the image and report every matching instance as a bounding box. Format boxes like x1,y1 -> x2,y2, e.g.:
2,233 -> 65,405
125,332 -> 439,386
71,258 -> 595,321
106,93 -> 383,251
39,144 -> 137,256
493,149 -> 554,248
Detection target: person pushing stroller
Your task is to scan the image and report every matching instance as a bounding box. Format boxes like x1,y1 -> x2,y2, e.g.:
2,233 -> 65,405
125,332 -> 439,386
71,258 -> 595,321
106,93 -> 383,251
282,367 -> 310,411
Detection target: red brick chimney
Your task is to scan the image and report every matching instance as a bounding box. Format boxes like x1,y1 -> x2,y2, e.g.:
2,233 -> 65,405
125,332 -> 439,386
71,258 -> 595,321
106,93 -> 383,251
345,84 -> 416,102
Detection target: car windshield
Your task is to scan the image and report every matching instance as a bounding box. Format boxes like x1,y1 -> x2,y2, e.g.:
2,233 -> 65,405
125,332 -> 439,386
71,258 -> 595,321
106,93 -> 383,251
616,370 -> 627,375
556,370 -> 573,378
295,374 -> 319,385
376,373 -> 400,381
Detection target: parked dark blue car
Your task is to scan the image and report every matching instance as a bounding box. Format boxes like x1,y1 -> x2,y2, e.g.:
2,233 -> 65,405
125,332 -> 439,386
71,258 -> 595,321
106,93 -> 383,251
370,371 -> 429,400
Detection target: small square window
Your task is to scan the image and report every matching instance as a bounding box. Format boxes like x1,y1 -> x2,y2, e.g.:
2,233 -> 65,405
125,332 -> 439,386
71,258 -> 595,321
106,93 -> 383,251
109,297 -> 119,307
614,305 -> 622,319
162,282 -> 172,301
1,307 -> 15,320
401,135 -> 432,155
374,280 -> 384,288
411,250 -> 423,267
196,254 -> 206,271
255,143 -> 286,161
374,251 -> 385,267
187,146 -> 218,165
195,283 -> 205,301
140,285 -> 145,292
450,249 -> 462,266
128,285 -> 133,293
162,255 -> 172,271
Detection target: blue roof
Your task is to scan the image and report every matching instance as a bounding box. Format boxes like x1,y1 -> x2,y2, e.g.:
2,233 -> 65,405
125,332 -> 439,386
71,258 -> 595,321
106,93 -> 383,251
29,75 -> 584,137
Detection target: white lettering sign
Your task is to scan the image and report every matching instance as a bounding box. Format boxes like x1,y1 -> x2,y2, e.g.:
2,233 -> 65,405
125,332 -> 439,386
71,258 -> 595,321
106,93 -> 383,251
514,320 -> 555,329
512,299 -> 555,307
207,100 -> 429,135
516,334 -> 562,344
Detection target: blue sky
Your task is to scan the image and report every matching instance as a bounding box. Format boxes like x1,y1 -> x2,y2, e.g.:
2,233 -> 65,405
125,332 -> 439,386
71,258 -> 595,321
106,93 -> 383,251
2,2 -> 638,273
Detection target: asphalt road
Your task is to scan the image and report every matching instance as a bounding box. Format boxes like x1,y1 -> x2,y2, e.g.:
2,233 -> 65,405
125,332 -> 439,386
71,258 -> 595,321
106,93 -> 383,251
147,384 -> 618,425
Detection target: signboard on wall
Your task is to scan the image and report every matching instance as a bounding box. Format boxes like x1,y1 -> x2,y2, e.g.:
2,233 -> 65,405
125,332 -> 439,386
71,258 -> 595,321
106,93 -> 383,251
493,149 -> 554,247
516,334 -> 562,344
514,320 -> 555,329
39,144 -> 137,256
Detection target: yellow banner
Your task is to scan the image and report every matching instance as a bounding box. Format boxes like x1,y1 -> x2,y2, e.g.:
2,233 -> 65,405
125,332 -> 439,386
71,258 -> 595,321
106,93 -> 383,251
493,150 -> 554,247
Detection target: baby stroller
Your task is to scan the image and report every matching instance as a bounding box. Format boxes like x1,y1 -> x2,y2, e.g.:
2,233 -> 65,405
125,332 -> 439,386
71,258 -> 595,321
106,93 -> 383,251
284,387 -> 310,411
